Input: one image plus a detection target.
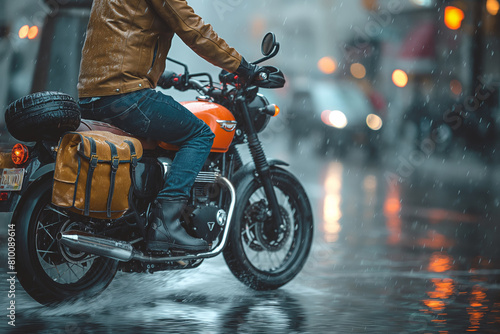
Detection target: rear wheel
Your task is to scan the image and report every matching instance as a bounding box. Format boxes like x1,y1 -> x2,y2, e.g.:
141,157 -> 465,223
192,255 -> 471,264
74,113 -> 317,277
15,177 -> 118,305
224,167 -> 313,290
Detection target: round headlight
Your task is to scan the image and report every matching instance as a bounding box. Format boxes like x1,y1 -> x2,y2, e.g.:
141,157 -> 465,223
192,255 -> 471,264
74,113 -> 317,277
248,93 -> 271,133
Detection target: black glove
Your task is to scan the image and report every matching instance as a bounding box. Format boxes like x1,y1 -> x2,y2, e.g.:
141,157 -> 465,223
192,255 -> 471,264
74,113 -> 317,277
235,57 -> 261,83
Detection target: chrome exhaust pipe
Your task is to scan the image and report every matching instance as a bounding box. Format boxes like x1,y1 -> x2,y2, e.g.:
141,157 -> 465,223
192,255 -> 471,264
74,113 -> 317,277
58,230 -> 136,262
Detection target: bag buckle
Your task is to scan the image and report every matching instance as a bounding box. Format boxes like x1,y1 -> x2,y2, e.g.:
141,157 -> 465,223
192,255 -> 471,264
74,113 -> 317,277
131,153 -> 138,167
90,154 -> 99,168
111,156 -> 119,171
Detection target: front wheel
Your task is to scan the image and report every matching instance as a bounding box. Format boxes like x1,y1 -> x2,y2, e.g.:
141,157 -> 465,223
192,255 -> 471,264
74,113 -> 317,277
14,177 -> 118,305
224,167 -> 314,290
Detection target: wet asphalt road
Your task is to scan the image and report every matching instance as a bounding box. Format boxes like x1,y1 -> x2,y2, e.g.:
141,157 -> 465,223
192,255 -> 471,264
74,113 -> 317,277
1,135 -> 500,334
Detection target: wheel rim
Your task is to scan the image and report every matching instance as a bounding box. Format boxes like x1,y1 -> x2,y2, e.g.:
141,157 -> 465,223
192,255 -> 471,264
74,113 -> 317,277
35,205 -> 97,285
241,184 -> 301,274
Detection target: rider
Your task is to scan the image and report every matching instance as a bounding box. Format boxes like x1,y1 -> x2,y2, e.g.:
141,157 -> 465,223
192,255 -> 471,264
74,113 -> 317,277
77,0 -> 260,252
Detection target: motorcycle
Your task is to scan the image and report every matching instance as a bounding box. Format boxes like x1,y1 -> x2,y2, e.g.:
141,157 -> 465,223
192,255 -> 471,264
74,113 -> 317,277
3,33 -> 314,305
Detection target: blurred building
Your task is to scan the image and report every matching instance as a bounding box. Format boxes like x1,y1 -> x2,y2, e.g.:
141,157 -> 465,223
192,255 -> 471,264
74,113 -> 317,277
359,0 -> 500,155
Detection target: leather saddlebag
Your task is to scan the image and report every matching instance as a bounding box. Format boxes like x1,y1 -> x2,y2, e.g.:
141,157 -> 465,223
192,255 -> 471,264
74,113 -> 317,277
52,131 -> 143,219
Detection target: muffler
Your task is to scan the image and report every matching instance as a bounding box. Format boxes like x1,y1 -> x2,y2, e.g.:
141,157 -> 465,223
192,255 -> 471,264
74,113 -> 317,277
57,230 -> 136,262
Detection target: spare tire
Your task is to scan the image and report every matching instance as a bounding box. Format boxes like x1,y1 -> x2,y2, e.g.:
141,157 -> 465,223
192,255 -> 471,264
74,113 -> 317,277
5,91 -> 81,142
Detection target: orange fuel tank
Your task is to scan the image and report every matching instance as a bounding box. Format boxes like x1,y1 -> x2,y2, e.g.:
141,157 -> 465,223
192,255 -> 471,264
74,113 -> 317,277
158,101 -> 237,153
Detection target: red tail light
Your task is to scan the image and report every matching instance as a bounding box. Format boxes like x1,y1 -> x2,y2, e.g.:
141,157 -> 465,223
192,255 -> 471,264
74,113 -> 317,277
12,144 -> 29,165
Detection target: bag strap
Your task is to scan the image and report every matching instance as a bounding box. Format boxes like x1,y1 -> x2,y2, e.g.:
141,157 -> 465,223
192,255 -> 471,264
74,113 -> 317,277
84,136 -> 98,216
124,140 -> 138,170
105,141 -> 120,218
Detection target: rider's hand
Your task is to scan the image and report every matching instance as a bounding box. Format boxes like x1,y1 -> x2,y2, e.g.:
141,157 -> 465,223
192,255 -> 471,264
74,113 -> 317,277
157,71 -> 179,89
235,57 -> 262,84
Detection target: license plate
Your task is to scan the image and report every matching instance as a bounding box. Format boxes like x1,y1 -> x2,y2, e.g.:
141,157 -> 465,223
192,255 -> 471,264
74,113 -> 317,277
0,168 -> 25,191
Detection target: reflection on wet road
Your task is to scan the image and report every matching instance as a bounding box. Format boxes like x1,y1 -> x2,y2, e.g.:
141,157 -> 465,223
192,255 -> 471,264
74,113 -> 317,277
1,138 -> 500,333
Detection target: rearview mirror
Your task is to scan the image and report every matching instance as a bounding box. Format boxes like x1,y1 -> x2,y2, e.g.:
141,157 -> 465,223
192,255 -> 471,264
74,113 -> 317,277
261,32 -> 277,56
253,32 -> 280,65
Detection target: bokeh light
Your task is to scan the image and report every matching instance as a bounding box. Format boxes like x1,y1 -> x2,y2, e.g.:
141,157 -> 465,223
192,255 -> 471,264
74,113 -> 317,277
366,114 -> 383,130
317,57 -> 337,74
392,69 -> 408,87
487,0 -> 500,15
444,6 -> 465,30
18,25 -> 29,39
450,79 -> 463,95
28,26 -> 39,40
350,63 -> 366,79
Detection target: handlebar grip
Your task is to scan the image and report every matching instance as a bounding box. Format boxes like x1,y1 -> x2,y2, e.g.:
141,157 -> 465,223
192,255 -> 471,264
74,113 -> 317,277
157,71 -> 181,89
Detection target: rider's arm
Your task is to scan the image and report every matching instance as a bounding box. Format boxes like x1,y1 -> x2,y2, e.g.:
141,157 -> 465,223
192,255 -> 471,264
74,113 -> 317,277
148,0 -> 243,73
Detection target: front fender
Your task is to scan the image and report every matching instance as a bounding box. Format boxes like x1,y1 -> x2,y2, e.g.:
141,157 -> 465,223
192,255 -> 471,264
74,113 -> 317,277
229,159 -> 289,198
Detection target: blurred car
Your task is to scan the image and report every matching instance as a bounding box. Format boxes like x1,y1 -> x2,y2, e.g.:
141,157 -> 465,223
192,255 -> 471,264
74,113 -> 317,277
287,80 -> 384,158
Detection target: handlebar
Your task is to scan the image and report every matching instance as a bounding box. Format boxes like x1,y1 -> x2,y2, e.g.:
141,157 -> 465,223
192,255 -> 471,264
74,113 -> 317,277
157,71 -> 210,95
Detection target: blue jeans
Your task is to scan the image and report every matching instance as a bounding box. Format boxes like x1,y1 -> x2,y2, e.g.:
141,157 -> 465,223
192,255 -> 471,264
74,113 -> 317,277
79,89 -> 215,200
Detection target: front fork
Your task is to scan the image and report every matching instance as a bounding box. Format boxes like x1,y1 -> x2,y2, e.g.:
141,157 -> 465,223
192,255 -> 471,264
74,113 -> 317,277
236,97 -> 283,234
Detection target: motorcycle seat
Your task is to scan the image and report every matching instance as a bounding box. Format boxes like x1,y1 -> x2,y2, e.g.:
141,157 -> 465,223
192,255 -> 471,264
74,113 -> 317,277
76,119 -> 159,150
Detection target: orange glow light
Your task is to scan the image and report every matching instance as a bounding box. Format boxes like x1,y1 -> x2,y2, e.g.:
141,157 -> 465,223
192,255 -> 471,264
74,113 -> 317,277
384,198 -> 400,214
450,79 -> 463,95
428,278 -> 455,300
392,69 -> 408,87
272,105 -> 280,117
318,57 -> 337,74
487,0 -> 500,15
428,252 -> 453,273
28,26 -> 39,40
11,144 -> 29,165
444,6 -> 465,30
423,299 -> 446,312
350,63 -> 366,79
18,25 -> 29,39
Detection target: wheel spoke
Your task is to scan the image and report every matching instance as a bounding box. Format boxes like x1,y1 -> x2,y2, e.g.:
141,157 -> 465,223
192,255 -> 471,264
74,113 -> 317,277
34,204 -> 99,284
250,251 -> 261,263
67,263 -> 81,281
37,250 -> 58,255
38,221 -> 55,240
47,205 -> 70,218
51,262 -> 67,283
38,238 -> 57,261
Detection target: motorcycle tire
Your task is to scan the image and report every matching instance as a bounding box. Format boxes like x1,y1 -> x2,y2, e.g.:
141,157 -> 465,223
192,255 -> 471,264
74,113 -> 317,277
5,91 -> 81,142
14,176 -> 118,305
223,166 -> 314,290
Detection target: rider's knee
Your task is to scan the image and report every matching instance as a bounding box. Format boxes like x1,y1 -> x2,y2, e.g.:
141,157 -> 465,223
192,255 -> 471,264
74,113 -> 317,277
199,123 -> 215,142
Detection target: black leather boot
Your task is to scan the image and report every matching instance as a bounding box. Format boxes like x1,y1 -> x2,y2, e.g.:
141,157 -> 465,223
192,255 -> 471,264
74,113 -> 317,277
147,199 -> 208,252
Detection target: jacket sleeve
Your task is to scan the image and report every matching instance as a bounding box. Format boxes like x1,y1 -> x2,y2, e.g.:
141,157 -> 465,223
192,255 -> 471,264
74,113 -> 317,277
148,0 -> 242,73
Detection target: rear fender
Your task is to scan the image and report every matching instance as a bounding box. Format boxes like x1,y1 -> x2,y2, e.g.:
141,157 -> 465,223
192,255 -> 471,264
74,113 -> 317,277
10,162 -> 54,222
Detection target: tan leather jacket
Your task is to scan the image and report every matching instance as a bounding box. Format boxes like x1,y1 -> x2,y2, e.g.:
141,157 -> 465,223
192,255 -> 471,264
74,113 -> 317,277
78,0 -> 242,98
